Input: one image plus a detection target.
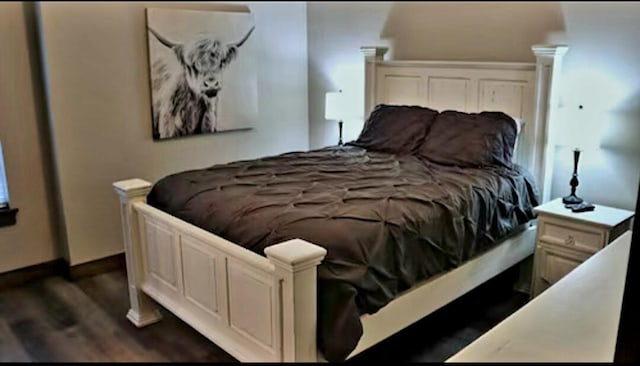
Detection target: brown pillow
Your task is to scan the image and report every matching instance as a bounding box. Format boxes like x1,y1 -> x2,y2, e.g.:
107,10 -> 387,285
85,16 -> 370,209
349,104 -> 439,155
418,110 -> 518,168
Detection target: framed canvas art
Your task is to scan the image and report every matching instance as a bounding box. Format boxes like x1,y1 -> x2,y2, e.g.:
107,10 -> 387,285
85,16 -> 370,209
146,8 -> 258,140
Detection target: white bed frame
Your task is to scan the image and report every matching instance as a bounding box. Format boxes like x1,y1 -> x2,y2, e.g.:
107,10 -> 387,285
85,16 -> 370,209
113,44 -> 567,362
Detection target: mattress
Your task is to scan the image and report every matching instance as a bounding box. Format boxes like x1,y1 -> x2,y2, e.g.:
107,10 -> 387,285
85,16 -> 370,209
147,145 -> 539,360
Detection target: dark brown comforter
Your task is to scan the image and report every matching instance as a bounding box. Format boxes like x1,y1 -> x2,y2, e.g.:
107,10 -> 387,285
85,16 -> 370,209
147,146 -> 539,361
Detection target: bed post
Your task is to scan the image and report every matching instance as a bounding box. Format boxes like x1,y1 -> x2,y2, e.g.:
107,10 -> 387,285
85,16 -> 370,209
265,239 -> 327,361
113,179 -> 162,327
361,46 -> 388,118
531,45 -> 569,203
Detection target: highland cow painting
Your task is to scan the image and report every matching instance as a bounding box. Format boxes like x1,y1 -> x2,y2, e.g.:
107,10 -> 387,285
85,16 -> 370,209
146,8 -> 258,140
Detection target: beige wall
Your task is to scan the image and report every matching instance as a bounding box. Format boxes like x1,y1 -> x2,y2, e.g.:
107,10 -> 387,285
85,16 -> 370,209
0,2 -> 59,273
39,1 -> 309,265
308,1 -> 640,210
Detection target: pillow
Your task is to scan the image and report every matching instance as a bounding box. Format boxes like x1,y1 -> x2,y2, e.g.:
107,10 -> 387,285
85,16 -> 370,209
349,104 -> 439,155
418,110 -> 518,168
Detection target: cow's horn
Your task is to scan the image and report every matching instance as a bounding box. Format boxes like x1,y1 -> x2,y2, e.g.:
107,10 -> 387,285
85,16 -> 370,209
148,27 -> 180,49
229,26 -> 255,48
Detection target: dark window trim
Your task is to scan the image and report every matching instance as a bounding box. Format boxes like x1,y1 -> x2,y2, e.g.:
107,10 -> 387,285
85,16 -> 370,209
0,207 -> 18,227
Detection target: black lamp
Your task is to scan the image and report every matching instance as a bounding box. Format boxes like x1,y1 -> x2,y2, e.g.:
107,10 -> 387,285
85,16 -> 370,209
557,104 -> 602,209
563,148 -> 583,204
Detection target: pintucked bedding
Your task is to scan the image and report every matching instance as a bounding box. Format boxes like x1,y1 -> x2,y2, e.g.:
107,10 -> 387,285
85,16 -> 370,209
146,145 -> 539,361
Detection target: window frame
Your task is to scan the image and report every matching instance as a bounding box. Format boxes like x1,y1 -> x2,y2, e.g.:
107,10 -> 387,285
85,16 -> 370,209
0,140 -> 18,227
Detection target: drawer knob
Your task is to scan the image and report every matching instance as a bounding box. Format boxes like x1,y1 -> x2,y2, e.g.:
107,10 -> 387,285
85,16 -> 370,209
565,235 -> 575,245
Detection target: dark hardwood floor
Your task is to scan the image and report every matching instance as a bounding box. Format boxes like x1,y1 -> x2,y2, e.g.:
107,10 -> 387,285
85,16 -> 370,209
0,266 -> 528,362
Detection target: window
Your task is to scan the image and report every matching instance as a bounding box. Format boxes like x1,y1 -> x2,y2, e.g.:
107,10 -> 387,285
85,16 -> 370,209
0,140 -> 18,227
0,141 -> 9,208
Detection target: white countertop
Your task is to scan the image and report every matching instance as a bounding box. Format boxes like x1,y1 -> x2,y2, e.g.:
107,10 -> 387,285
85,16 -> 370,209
447,231 -> 632,362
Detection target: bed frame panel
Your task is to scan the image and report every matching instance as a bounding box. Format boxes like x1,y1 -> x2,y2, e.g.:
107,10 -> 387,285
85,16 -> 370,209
350,225 -> 536,358
114,44 -> 568,362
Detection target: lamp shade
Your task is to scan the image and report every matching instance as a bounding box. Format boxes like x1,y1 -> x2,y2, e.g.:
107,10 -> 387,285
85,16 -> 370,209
555,106 -> 604,150
325,91 -> 345,121
325,90 -> 362,121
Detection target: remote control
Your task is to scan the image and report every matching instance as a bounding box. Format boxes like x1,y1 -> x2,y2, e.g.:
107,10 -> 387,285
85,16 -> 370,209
571,202 -> 595,213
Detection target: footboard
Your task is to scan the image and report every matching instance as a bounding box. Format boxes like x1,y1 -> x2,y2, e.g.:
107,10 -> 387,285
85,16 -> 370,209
113,179 -> 326,362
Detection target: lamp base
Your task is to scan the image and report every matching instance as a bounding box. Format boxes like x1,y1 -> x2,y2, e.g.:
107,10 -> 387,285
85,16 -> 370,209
562,194 -> 584,205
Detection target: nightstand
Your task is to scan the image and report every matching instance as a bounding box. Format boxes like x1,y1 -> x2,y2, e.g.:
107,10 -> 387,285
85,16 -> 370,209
531,198 -> 634,298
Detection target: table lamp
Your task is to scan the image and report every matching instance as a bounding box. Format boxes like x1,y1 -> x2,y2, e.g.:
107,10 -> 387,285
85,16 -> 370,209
325,90 -> 347,145
555,105 -> 603,208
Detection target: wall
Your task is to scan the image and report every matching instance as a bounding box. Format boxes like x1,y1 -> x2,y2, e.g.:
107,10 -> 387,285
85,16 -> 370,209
308,2 -> 394,148
0,3 -> 59,273
307,1 -> 565,149
38,2 -> 309,265
4,1 -> 636,273
308,1 -> 640,210
548,2 -> 640,210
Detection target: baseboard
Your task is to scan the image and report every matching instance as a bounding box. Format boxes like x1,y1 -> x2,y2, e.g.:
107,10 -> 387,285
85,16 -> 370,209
0,253 -> 126,290
64,253 -> 126,281
0,258 -> 66,291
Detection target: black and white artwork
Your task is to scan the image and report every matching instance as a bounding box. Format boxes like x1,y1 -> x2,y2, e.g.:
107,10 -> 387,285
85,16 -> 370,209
146,8 -> 258,140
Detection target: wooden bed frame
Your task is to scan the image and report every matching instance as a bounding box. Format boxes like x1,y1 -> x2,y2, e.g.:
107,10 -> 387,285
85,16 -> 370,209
113,44 -> 568,362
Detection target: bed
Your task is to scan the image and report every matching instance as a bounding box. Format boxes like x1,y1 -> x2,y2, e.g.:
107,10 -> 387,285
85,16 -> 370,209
113,44 -> 568,362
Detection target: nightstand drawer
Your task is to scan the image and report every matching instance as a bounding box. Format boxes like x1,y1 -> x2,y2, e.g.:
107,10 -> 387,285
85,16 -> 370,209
536,244 -> 591,291
541,249 -> 582,285
538,219 -> 605,254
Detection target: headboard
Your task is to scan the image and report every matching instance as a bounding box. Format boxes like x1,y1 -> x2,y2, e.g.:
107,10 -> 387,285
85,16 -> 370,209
361,45 -> 568,203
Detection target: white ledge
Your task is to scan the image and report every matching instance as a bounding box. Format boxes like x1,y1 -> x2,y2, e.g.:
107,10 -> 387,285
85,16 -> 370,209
447,231 -> 632,362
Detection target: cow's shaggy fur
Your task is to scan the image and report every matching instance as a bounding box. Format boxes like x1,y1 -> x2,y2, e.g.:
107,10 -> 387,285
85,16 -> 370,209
149,28 -> 253,139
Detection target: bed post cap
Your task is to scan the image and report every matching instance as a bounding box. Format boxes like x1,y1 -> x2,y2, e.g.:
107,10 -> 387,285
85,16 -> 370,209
531,44 -> 569,57
113,179 -> 153,198
265,239 -> 327,271
360,46 -> 388,58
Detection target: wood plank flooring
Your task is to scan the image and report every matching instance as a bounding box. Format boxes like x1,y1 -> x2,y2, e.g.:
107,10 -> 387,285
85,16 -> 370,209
0,266 -> 527,362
